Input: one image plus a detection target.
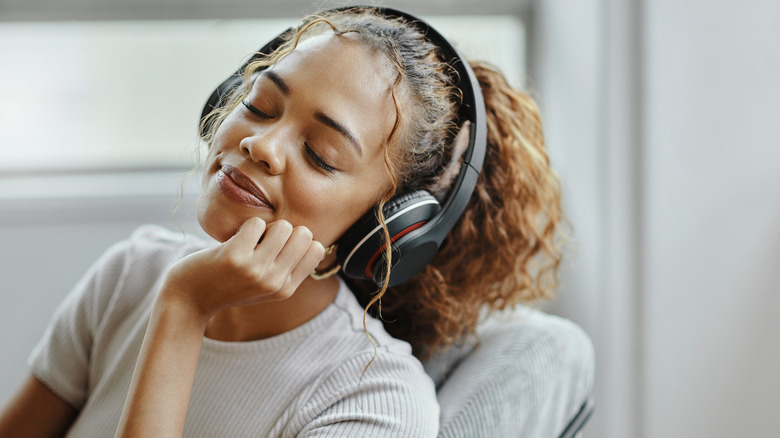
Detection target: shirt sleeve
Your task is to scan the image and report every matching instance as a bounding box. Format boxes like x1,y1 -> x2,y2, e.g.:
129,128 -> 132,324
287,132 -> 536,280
27,238 -> 132,409
289,350 -> 440,438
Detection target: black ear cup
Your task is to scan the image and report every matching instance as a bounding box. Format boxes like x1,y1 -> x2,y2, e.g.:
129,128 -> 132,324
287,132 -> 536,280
337,191 -> 441,283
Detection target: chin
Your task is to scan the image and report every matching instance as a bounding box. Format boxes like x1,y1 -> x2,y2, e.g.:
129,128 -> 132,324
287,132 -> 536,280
198,217 -> 232,244
197,201 -> 240,244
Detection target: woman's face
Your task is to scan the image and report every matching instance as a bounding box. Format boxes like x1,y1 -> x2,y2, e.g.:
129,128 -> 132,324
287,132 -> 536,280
198,34 -> 397,246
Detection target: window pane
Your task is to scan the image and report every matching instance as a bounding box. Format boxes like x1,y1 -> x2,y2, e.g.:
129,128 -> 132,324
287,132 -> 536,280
0,17 -> 523,173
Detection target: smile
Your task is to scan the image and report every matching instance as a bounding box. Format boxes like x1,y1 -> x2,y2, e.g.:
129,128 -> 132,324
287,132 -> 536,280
216,164 -> 274,209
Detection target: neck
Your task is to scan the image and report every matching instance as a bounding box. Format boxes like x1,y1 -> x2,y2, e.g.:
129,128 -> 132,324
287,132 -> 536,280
204,275 -> 340,342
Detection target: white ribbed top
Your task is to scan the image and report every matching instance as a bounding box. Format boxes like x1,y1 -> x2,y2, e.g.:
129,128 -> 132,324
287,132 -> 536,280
29,225 -> 439,437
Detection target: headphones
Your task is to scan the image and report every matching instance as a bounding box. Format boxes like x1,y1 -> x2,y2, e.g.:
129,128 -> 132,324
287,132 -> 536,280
200,6 -> 487,288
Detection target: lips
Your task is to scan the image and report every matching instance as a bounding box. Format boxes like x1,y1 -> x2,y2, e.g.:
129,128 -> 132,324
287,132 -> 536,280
216,164 -> 273,209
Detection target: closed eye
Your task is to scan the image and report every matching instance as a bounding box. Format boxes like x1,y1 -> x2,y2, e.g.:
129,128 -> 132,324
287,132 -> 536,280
305,144 -> 336,173
242,100 -> 272,119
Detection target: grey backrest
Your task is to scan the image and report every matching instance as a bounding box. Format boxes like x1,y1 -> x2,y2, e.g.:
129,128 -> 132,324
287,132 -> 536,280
423,307 -> 595,438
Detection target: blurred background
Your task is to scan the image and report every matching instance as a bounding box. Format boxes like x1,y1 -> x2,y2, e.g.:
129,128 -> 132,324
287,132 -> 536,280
1,0 -> 778,436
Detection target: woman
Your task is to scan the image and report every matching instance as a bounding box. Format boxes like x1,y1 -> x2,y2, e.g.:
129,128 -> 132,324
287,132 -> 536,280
0,6 -> 564,437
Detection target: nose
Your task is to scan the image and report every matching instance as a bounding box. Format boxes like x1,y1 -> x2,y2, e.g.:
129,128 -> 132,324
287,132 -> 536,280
239,129 -> 286,175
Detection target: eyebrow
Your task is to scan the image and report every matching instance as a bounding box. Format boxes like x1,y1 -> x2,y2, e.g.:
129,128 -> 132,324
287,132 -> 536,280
262,70 -> 290,95
261,69 -> 363,158
314,111 -> 363,158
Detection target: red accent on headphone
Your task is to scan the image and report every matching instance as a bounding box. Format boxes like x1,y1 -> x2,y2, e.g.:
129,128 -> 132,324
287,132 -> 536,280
364,221 -> 428,280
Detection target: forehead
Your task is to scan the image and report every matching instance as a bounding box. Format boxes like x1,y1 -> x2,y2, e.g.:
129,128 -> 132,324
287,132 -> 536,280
272,33 -> 394,89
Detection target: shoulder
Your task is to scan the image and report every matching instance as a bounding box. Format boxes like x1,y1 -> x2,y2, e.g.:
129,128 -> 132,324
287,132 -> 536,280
100,225 -> 210,285
82,225 -> 211,329
124,224 -> 209,264
90,225 -> 206,275
26,225 -> 209,409
45,225 -> 203,318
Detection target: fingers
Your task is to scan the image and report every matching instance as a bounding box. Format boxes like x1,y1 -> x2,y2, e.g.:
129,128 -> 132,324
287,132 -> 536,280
262,224 -> 323,295
228,218 -> 298,265
273,225 -> 313,269
253,220 -> 294,267
225,217 -> 326,299
229,217 -> 267,252
289,240 -> 326,287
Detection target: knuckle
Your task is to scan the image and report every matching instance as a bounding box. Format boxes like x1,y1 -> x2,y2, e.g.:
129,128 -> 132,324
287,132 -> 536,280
293,226 -> 313,240
224,252 -> 243,268
311,240 -> 325,254
247,268 -> 265,284
269,275 -> 287,292
275,220 -> 293,234
276,283 -> 295,300
245,216 -> 263,228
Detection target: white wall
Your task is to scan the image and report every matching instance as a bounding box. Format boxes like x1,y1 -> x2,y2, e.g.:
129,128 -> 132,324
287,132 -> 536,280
644,0 -> 780,436
534,0 -> 780,437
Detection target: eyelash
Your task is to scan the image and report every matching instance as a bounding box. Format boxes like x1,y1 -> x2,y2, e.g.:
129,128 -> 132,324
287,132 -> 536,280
305,144 -> 336,173
242,100 -> 336,174
242,100 -> 271,119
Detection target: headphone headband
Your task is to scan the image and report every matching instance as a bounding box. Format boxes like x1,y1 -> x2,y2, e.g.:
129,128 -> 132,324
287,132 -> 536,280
200,6 -> 487,287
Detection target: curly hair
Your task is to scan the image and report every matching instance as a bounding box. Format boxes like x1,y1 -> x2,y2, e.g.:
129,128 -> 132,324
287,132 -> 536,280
199,7 -> 567,360
360,62 -> 567,359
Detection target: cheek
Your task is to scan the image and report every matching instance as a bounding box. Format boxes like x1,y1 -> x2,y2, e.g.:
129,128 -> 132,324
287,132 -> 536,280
293,182 -> 377,245
196,190 -> 232,242
208,110 -> 243,153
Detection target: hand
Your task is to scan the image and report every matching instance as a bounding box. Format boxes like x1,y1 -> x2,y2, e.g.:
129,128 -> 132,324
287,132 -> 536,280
162,217 -> 326,320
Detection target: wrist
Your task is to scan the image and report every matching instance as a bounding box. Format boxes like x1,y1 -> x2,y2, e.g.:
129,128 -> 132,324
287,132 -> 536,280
155,280 -> 212,333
